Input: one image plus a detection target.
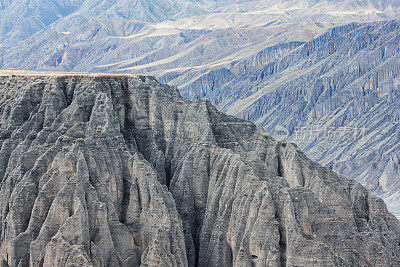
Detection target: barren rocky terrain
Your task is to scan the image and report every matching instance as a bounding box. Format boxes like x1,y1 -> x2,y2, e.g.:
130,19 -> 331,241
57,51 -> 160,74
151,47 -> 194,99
1,0 -> 399,220
0,70 -> 398,266
176,20 -> 400,217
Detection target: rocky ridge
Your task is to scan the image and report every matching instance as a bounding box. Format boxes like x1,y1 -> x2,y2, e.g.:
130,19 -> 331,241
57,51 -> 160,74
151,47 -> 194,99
0,70 -> 398,266
176,20 -> 400,218
2,5 -> 399,221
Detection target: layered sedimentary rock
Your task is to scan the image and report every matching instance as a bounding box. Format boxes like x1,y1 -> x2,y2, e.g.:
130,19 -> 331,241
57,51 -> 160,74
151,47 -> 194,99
2,2 -> 400,220
3,0 -> 400,68
0,70 -> 399,266
2,2 -> 400,222
166,20 -> 400,218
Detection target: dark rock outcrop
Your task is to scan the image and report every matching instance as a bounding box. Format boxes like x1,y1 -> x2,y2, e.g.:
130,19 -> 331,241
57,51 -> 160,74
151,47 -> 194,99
0,70 -> 399,266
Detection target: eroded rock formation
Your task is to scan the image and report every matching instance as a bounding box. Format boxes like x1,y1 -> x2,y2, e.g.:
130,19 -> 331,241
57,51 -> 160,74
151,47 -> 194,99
0,70 -> 399,266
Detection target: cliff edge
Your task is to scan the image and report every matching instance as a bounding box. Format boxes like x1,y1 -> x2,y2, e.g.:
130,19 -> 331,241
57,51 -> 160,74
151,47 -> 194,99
0,70 -> 398,266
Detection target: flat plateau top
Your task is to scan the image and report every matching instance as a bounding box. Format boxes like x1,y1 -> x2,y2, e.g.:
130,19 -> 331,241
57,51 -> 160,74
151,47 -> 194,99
0,69 -> 150,78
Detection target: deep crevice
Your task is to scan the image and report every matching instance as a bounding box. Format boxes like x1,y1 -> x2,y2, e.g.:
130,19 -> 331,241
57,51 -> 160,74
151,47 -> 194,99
120,176 -> 131,224
276,207 -> 287,267
276,145 -> 284,177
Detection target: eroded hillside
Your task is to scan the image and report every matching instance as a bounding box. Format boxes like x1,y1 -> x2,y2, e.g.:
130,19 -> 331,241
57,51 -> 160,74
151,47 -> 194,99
0,71 -> 398,266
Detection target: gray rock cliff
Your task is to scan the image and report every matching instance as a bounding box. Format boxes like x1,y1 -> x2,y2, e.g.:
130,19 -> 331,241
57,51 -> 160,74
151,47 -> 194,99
2,4 -> 399,222
0,70 -> 398,266
192,20 -> 400,218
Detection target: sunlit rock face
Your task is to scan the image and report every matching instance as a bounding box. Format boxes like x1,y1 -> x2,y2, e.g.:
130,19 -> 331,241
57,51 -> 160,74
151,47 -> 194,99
0,70 -> 398,266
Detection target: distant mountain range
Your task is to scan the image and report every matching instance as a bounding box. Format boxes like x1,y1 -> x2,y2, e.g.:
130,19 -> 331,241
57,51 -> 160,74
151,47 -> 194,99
1,0 -> 400,47
0,0 -> 400,217
0,0 -> 214,47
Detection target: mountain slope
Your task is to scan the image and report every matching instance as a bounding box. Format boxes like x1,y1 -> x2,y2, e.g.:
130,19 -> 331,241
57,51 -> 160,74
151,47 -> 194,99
162,20 -> 400,217
2,0 -> 400,54
0,0 -> 86,47
0,0 -> 213,47
1,0 -> 400,221
0,70 -> 399,266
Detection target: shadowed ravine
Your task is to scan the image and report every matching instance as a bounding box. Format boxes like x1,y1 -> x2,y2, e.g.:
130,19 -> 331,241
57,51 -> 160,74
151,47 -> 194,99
0,71 -> 399,266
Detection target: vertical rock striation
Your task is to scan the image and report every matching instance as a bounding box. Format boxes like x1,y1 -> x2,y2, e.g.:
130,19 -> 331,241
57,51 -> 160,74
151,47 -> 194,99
179,20 -> 400,218
0,70 -> 398,266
